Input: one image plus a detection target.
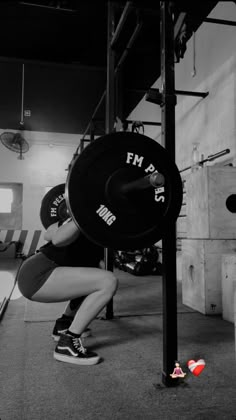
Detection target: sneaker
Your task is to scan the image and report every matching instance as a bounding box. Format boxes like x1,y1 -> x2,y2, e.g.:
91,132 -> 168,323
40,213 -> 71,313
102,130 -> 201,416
52,316 -> 91,341
54,333 -> 100,365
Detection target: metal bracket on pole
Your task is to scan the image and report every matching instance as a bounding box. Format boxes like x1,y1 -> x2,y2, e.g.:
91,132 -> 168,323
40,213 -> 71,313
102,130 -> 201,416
203,17 -> 236,26
175,90 -> 209,98
146,87 -> 208,106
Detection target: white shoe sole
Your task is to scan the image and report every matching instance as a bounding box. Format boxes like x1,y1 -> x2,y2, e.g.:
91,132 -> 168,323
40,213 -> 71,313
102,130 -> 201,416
53,351 -> 100,365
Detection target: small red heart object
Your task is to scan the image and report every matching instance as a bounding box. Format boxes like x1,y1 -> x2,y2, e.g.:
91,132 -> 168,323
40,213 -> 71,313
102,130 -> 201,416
187,359 -> 206,376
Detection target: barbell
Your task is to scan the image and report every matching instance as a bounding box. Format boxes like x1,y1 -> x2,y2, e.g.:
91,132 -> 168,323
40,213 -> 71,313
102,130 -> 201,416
40,132 -> 183,250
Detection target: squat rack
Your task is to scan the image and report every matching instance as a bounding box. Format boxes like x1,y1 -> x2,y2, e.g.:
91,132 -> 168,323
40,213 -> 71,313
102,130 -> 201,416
79,0 -> 213,388
102,0 -> 180,388
77,0 -> 182,388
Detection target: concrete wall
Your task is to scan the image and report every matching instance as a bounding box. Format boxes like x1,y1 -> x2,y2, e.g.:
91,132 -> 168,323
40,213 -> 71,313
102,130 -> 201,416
0,129 -> 80,231
129,2 -> 236,170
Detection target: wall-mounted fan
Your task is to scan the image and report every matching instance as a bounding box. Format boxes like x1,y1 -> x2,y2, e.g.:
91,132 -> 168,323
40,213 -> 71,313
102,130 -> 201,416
0,131 -> 29,160
0,63 -> 29,160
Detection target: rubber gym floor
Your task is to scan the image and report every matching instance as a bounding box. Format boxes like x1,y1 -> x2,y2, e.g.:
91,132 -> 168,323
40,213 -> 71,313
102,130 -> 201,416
1,268 -> 236,420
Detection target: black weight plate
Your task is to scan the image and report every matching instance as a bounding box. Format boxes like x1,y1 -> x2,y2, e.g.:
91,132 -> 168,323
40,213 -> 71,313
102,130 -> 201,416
226,194 -> 236,213
40,183 -> 68,229
66,132 -> 183,250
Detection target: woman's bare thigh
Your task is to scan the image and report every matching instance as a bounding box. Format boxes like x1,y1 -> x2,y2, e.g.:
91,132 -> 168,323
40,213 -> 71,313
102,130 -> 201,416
31,266 -> 112,303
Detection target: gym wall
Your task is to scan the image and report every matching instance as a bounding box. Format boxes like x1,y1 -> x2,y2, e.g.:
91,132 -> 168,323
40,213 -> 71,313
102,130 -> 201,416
0,62 -> 104,249
0,60 -> 105,245
175,2 -> 236,171
0,133 -> 78,253
128,2 -> 236,171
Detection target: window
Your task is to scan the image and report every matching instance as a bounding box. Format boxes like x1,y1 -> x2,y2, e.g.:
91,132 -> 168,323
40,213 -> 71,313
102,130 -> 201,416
0,188 -> 13,213
0,183 -> 23,229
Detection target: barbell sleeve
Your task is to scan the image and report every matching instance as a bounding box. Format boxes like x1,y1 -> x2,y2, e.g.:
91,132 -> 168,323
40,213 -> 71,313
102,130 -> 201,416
120,172 -> 165,194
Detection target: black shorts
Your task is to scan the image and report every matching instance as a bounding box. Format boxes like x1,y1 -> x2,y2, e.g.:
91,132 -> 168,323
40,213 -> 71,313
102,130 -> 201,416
17,252 -> 59,300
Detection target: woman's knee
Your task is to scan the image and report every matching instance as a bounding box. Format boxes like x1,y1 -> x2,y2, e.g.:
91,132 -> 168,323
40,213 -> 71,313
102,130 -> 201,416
102,271 -> 118,296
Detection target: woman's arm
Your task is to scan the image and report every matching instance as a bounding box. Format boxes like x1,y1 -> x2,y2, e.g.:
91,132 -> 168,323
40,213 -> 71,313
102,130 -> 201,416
44,218 -> 80,247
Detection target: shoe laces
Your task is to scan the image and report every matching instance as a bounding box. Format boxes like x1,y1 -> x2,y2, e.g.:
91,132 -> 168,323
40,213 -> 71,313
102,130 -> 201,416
72,337 -> 87,354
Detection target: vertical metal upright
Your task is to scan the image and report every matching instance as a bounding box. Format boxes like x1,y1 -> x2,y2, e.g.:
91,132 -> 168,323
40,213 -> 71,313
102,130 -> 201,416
106,1 -> 115,133
104,1 -> 116,319
90,121 -> 95,142
160,1 -> 178,387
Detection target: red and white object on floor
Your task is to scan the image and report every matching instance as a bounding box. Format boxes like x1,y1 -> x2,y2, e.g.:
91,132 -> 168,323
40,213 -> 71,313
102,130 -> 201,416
187,359 -> 206,376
